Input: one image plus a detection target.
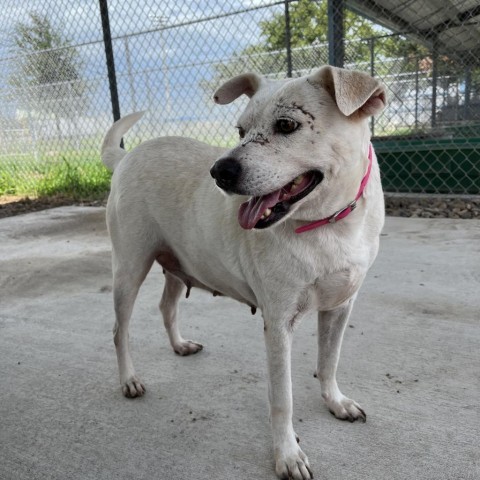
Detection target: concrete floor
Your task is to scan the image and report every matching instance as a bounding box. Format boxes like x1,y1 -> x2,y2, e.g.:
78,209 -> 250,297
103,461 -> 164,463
0,206 -> 478,480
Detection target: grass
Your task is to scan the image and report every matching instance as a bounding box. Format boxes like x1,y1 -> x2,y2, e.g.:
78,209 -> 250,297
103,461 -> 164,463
0,130 -> 237,203
0,150 -> 112,201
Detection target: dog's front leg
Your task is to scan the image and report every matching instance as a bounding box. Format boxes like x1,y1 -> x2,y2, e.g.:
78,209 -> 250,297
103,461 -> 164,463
316,297 -> 366,422
264,314 -> 313,480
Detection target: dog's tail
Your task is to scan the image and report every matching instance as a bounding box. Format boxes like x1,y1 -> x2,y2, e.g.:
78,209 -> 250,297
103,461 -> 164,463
101,111 -> 145,171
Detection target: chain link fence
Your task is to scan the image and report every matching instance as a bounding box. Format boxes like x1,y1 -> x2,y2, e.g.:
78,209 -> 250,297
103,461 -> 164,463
0,0 -> 479,205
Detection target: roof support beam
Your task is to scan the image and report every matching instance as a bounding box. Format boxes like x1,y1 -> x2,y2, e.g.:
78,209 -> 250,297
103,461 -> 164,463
328,0 -> 345,67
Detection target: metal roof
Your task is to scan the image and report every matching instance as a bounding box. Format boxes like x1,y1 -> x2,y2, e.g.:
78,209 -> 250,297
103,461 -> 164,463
347,0 -> 480,62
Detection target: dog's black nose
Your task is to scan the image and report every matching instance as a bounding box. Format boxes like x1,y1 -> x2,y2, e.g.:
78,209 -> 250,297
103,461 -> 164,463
210,158 -> 242,190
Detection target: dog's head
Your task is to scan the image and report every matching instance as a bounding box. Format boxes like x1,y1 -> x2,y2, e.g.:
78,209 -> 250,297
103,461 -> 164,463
210,66 -> 386,230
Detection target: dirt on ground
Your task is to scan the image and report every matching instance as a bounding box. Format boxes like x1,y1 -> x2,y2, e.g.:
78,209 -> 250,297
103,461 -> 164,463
1,193 -> 479,219
384,194 -> 480,219
0,195 -> 107,219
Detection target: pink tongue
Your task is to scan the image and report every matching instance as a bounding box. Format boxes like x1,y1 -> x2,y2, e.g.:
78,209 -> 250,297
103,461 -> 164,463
238,189 -> 282,230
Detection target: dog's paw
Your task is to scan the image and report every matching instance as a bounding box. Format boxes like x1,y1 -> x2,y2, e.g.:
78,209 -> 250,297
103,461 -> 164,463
275,445 -> 313,480
121,376 -> 146,398
173,340 -> 203,356
324,393 -> 366,423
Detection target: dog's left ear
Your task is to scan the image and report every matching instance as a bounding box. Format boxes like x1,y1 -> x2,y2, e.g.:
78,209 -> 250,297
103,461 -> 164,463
213,72 -> 266,104
308,66 -> 387,118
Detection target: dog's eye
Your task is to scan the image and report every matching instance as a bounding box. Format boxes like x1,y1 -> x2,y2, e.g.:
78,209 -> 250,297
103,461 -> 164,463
276,119 -> 298,134
237,127 -> 246,139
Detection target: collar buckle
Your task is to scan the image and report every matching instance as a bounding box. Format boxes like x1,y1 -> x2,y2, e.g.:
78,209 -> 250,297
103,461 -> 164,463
329,200 -> 357,224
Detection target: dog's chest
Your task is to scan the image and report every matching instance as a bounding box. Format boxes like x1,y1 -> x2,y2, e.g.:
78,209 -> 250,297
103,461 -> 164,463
291,239 -> 371,311
310,266 -> 365,311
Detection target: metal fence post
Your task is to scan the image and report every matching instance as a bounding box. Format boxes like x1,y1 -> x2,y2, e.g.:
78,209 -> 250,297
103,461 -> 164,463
99,0 -> 121,123
464,66 -> 471,121
284,0 -> 292,78
124,37 -> 138,112
431,38 -> 438,128
415,58 -> 419,130
328,0 -> 344,68
369,37 -> 375,135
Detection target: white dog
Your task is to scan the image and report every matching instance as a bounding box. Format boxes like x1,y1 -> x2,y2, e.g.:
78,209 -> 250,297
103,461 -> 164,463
102,65 -> 386,480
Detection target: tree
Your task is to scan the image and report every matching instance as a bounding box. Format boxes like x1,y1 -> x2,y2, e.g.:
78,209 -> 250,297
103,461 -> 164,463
259,0 -> 375,52
11,12 -> 86,139
205,0 -> 425,91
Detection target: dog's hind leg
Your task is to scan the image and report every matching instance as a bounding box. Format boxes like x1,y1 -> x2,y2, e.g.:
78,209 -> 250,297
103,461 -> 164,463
112,249 -> 153,398
315,296 -> 366,422
160,272 -> 203,356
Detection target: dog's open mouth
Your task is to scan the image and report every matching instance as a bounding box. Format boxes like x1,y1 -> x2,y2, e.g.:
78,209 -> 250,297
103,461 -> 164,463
238,170 -> 324,230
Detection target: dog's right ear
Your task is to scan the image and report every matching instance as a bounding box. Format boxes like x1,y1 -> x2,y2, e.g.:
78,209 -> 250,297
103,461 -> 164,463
213,73 -> 265,104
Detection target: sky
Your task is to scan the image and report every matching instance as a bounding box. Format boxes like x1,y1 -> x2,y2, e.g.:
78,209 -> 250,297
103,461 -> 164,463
0,0 -> 286,122
0,0 -> 278,54
0,0 -> 417,130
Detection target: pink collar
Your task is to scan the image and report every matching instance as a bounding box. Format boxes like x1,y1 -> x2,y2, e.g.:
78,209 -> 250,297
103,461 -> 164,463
295,143 -> 374,234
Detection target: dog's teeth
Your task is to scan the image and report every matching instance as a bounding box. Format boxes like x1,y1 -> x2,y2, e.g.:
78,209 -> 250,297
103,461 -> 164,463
293,175 -> 304,185
290,175 -> 304,192
261,209 -> 272,220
